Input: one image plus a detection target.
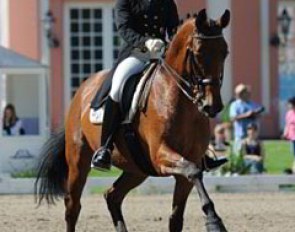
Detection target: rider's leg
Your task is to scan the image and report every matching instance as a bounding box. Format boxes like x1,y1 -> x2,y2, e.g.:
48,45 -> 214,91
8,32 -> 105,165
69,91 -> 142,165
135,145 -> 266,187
109,57 -> 146,102
91,56 -> 146,171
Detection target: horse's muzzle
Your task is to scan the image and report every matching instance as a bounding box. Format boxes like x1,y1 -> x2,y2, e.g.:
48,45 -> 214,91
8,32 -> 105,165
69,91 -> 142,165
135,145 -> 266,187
201,104 -> 224,118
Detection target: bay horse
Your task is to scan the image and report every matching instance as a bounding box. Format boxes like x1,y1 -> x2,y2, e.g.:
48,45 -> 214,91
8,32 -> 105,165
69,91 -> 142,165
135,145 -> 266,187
35,9 -> 230,232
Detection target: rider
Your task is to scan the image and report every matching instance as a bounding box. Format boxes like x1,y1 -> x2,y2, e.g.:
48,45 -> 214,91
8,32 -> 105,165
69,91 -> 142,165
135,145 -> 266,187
91,0 -> 227,171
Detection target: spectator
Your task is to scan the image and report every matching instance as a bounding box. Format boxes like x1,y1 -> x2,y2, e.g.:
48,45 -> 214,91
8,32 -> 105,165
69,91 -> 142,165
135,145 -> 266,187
230,84 -> 264,153
219,98 -> 235,141
283,97 -> 295,173
210,124 -> 230,157
2,104 -> 25,136
241,123 -> 265,174
206,124 -> 229,173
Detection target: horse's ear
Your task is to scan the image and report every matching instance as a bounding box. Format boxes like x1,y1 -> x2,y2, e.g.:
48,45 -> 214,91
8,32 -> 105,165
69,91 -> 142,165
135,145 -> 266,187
195,9 -> 207,31
218,9 -> 230,28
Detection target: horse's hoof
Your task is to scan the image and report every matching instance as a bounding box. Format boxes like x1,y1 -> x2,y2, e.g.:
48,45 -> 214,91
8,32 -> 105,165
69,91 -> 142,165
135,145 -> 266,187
205,218 -> 227,232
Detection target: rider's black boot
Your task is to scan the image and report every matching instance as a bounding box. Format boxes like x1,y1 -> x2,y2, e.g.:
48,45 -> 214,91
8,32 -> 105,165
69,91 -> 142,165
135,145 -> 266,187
203,155 -> 228,171
91,97 -> 121,171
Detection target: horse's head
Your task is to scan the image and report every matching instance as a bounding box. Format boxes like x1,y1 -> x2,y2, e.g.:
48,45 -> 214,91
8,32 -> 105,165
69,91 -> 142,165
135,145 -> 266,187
191,9 -> 230,117
166,9 -> 230,118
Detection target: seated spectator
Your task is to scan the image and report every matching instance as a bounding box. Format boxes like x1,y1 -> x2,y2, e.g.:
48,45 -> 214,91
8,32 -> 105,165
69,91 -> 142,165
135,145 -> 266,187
210,124 -> 230,157
219,98 -> 235,141
2,104 -> 25,136
241,123 -> 265,174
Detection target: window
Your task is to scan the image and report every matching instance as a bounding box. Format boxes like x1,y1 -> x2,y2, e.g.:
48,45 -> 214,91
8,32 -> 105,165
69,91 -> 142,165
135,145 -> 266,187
65,4 -> 121,103
1,74 -> 44,136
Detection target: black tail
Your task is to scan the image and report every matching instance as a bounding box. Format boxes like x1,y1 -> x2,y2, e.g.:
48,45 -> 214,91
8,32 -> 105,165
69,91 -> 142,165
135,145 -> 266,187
35,128 -> 68,205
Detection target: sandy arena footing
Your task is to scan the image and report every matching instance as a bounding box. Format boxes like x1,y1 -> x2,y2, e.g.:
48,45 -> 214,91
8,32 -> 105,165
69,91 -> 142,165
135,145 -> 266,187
0,192 -> 295,232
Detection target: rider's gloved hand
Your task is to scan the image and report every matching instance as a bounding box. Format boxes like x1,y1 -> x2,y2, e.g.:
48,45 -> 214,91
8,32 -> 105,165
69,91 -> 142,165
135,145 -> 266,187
145,39 -> 165,59
145,39 -> 164,53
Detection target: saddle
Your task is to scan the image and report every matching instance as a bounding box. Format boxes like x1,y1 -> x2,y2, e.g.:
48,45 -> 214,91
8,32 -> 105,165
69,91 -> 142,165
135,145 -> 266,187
90,62 -> 158,124
90,62 -> 159,176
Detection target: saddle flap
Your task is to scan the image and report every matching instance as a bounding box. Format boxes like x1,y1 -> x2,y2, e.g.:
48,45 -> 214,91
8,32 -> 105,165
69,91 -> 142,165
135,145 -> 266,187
89,62 -> 158,125
121,62 -> 158,123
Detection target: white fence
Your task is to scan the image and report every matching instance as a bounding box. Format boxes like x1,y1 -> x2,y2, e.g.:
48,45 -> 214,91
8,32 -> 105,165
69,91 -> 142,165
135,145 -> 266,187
0,175 -> 295,195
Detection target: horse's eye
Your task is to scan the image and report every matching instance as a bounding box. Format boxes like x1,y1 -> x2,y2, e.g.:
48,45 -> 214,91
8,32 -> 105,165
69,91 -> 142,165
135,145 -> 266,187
204,55 -> 211,66
194,46 -> 206,56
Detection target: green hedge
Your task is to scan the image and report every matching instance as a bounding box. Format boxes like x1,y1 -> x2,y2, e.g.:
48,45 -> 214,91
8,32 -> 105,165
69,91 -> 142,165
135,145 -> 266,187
11,140 -> 293,178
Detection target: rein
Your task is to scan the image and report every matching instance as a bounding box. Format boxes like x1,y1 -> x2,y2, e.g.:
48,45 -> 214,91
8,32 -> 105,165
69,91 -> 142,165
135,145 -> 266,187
161,33 -> 224,105
161,58 -> 197,102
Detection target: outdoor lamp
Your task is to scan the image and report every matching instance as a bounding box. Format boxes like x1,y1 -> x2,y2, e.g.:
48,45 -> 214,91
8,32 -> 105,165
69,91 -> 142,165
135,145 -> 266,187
42,11 -> 60,48
270,8 -> 292,47
278,8 -> 292,45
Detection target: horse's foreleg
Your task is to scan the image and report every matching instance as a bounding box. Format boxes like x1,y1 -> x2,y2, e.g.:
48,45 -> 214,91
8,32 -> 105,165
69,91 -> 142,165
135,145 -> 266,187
104,172 -> 147,232
64,143 -> 91,232
193,171 -> 227,232
176,161 -> 227,232
159,149 -> 227,232
170,175 -> 193,232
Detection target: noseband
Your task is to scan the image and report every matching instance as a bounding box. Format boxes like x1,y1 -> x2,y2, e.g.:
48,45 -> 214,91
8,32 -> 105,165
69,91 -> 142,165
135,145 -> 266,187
161,33 -> 225,105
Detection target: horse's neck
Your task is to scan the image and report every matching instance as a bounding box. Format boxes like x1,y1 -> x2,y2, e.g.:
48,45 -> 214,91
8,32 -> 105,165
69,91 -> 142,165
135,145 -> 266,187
147,24 -> 210,153
143,21 -> 210,156
150,57 -> 210,153
157,68 -> 208,126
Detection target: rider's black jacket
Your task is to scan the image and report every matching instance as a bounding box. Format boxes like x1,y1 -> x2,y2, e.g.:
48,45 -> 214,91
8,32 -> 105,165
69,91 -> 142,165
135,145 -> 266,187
115,0 -> 179,61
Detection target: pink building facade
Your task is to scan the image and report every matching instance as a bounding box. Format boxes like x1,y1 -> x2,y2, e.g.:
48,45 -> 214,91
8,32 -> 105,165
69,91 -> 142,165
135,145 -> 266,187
0,0 -> 286,137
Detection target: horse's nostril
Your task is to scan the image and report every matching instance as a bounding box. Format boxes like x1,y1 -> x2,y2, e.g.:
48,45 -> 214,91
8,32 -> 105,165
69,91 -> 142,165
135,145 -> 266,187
202,105 -> 217,118
209,112 -> 217,118
202,105 -> 210,113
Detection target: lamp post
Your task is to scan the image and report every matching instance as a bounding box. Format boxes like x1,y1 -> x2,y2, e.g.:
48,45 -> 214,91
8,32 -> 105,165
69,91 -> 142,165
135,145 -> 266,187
42,11 -> 59,48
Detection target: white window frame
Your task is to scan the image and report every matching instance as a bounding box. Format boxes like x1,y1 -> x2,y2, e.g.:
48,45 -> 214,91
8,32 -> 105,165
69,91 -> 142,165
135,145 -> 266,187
0,0 -> 10,47
64,2 -> 116,109
0,69 -> 48,138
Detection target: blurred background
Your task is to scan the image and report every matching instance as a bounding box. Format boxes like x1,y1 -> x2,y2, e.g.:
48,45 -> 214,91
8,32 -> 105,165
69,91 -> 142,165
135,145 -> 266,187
0,0 -> 294,176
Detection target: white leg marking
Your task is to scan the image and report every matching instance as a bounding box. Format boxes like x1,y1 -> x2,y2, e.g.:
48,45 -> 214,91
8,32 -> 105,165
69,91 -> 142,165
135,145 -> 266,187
172,158 -> 201,180
116,221 -> 127,232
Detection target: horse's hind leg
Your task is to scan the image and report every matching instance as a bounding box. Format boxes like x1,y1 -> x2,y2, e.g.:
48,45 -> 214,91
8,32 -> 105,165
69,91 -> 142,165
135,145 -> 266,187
170,175 -> 193,232
64,142 -> 91,232
104,172 -> 147,232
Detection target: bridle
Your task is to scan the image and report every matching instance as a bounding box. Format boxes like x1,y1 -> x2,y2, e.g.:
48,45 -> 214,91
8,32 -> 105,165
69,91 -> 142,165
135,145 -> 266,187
161,32 -> 225,106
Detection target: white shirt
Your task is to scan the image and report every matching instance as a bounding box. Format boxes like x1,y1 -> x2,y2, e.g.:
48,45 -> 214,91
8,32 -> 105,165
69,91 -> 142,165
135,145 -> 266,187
3,119 -> 23,136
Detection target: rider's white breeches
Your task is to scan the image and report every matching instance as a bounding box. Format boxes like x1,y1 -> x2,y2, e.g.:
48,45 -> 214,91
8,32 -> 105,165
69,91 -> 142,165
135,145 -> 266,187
110,56 -> 146,102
